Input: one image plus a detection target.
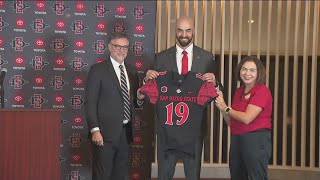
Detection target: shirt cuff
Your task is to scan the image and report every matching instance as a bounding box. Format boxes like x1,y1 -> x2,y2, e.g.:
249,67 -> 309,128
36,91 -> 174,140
137,99 -> 144,106
143,77 -> 147,84
90,127 -> 100,133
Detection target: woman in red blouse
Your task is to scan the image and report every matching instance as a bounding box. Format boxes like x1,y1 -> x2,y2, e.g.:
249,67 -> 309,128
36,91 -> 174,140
215,56 -> 272,180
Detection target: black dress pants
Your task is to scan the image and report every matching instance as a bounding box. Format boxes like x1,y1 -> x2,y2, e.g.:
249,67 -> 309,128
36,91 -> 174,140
229,129 -> 272,180
92,126 -> 129,180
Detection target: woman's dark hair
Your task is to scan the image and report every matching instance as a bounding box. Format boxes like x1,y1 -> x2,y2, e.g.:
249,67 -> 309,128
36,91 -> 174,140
235,56 -> 266,84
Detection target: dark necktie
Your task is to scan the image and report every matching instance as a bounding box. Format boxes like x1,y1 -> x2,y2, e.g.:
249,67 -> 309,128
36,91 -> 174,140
181,50 -> 188,75
119,65 -> 130,124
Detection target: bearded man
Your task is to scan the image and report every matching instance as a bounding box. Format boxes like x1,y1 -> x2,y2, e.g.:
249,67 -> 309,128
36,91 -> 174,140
143,16 -> 220,180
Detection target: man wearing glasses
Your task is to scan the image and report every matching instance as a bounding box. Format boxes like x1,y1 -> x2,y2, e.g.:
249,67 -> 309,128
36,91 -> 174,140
85,32 -> 140,180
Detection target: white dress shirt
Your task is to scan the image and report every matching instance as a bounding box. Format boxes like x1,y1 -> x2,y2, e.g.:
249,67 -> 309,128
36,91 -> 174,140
176,44 -> 193,74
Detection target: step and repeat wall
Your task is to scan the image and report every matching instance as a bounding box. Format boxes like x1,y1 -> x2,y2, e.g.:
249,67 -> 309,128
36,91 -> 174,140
0,0 -> 156,179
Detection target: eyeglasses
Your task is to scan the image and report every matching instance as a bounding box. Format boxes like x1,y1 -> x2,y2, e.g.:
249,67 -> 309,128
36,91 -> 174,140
111,44 -> 129,50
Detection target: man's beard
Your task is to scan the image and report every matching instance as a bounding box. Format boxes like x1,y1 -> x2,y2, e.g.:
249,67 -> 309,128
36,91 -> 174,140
177,35 -> 193,47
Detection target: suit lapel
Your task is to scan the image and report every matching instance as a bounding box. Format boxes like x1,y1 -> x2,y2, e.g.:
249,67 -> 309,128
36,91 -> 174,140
104,58 -> 122,95
168,47 -> 179,73
191,45 -> 201,72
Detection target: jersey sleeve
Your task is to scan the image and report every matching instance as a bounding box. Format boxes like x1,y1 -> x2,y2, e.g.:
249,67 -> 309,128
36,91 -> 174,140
197,82 -> 218,106
140,79 -> 159,104
249,85 -> 272,109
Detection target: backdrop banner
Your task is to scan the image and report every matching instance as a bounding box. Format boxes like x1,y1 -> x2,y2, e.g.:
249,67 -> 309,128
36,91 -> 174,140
0,0 -> 156,179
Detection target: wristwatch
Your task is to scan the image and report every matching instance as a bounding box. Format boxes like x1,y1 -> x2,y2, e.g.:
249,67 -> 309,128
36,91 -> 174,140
225,107 -> 231,115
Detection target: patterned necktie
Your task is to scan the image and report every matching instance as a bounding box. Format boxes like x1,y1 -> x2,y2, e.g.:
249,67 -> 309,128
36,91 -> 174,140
119,65 -> 130,124
181,50 -> 188,75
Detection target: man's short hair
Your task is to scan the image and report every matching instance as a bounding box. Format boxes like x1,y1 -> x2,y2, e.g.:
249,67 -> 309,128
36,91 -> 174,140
107,32 -> 129,44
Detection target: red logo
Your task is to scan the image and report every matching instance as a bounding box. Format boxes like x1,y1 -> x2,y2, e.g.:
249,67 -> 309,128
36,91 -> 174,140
14,93 -> 24,104
73,116 -> 83,125
15,56 -> 24,65
54,94 -> 64,104
96,21 -> 106,31
96,57 -> 104,63
161,86 -> 167,93
134,59 -> 143,70
0,36 -> 3,47
135,23 -> 144,33
74,76 -> 84,87
71,152 -> 81,164
131,171 -> 141,180
0,1 -> 4,9
116,4 -> 125,15
55,56 -> 64,67
34,75 -> 44,86
16,18 -> 25,28
75,1 -> 85,12
36,0 -> 45,10
133,134 -> 143,144
56,19 -> 65,29
74,39 -> 84,49
35,38 -> 45,48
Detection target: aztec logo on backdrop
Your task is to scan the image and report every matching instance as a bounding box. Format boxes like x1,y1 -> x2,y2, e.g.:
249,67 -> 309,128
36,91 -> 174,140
70,95 -> 84,109
50,76 -> 66,90
71,20 -> 88,34
29,94 -> 47,108
52,1 -> 69,15
0,17 -> 9,31
131,5 -> 148,19
31,56 -> 49,70
0,55 -> 8,66
66,171 -> 85,180
11,37 -> 29,51
70,57 -> 88,71
12,0 -> 30,14
31,19 -> 49,33
51,38 -> 69,53
10,75 -> 28,89
93,2 -> 110,17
